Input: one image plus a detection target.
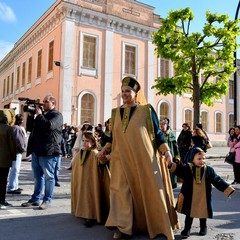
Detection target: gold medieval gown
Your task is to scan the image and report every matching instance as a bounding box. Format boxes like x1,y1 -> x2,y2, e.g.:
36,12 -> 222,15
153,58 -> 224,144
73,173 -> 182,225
71,149 -> 110,224
105,104 -> 179,239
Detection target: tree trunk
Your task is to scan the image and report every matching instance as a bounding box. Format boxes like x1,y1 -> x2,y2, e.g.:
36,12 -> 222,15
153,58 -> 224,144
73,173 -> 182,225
191,56 -> 201,128
192,75 -> 201,128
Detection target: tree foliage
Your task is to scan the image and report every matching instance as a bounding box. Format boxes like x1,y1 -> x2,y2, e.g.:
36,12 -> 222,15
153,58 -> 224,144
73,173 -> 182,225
152,8 -> 240,125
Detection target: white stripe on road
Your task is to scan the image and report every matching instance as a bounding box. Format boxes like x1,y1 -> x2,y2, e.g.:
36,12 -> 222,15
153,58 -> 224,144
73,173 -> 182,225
0,209 -> 27,218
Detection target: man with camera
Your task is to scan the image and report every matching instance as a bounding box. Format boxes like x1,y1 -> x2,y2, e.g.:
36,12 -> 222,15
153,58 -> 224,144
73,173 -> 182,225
21,94 -> 63,210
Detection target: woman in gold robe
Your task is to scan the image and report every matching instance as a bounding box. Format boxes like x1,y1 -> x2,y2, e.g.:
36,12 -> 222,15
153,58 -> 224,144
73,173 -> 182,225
98,77 -> 180,239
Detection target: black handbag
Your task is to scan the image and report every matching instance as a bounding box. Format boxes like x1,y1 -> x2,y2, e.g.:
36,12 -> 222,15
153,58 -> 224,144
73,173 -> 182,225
224,152 -> 235,165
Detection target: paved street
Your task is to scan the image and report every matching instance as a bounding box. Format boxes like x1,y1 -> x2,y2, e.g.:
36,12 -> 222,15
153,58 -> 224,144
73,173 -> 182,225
0,147 -> 239,240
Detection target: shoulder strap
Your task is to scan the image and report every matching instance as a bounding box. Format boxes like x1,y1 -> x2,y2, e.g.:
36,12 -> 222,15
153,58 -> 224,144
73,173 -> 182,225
146,104 -> 157,152
111,108 -> 117,131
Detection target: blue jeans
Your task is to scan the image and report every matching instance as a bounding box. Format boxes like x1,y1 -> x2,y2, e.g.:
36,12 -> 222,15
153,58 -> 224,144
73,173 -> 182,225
54,155 -> 62,183
30,152 -> 58,203
8,153 -> 22,191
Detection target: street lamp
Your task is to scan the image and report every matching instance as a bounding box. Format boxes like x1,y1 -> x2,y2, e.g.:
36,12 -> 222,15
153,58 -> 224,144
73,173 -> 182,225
234,0 -> 240,126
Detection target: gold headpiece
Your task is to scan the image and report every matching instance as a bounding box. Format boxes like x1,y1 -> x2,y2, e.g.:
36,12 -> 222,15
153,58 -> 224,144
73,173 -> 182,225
121,77 -> 141,93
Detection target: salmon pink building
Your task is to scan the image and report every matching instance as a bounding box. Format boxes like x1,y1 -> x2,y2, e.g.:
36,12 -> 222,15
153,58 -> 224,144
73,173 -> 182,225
0,0 -> 237,145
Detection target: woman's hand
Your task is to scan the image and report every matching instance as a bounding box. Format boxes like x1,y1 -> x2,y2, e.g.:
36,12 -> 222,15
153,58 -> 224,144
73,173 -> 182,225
164,150 -> 173,166
97,149 -> 107,159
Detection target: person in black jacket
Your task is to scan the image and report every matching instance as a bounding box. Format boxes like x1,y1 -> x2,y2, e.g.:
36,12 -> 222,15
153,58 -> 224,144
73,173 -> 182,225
177,123 -> 192,162
21,94 -> 63,210
0,109 -> 16,209
191,128 -> 208,153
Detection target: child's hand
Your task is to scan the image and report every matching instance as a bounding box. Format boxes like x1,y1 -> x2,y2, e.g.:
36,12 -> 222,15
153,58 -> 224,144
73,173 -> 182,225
72,147 -> 79,153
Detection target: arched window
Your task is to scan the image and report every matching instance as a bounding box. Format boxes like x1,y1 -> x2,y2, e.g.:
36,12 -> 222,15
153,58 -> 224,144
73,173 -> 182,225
80,93 -> 95,125
201,111 -> 208,132
215,112 -> 222,133
185,109 -> 193,129
159,102 -> 169,120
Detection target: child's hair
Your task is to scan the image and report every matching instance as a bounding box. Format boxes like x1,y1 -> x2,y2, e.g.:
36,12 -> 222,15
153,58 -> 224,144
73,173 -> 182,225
82,130 -> 99,149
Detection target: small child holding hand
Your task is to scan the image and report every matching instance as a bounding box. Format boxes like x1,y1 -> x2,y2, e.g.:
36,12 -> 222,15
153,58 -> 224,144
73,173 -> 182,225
167,147 -> 235,238
71,131 -> 110,227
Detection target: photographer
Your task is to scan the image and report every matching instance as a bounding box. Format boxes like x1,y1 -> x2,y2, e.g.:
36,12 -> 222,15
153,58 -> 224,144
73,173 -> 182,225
21,94 -> 63,210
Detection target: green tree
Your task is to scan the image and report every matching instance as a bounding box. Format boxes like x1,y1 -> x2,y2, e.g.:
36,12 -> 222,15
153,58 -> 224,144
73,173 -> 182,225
152,8 -> 240,127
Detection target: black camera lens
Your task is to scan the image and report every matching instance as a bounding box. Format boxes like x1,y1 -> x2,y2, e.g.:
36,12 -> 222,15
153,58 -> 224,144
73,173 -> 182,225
23,105 -> 36,114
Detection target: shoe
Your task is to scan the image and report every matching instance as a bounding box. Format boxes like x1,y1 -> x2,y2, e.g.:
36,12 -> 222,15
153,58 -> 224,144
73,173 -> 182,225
199,227 -> 207,236
17,188 -> 23,191
55,182 -> 61,187
0,204 -> 7,210
231,181 -> 237,184
181,229 -> 190,238
84,219 -> 95,228
21,200 -> 40,207
113,230 -> 131,239
38,202 -> 51,210
7,189 -> 22,194
0,201 -> 12,207
66,166 -> 72,170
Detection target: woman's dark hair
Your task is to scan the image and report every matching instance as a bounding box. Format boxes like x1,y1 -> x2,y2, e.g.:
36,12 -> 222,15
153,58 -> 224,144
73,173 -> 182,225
182,122 -> 191,130
228,127 -> 235,135
81,122 -> 93,132
196,123 -> 203,130
15,114 -> 24,126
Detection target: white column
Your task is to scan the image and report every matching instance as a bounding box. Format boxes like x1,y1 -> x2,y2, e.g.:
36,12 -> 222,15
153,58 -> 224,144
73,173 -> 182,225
59,19 -> 74,124
104,30 -> 114,120
237,70 -> 240,125
170,60 -> 182,137
147,40 -> 154,105
175,95 -> 182,138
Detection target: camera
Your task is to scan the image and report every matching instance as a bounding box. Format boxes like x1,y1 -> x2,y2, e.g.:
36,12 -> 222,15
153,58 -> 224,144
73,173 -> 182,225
18,97 -> 43,114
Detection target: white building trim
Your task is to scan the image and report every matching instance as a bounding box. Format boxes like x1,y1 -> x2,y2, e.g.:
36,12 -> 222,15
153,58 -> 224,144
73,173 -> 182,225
147,40 -> 154,105
104,29 -> 114,120
60,19 -> 74,124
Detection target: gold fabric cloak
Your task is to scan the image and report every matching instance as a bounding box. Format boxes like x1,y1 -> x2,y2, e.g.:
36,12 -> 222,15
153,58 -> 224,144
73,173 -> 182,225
71,149 -> 110,223
105,104 -> 179,239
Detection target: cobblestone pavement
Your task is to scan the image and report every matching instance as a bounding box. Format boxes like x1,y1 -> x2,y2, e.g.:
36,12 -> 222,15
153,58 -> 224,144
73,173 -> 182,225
0,148 -> 240,240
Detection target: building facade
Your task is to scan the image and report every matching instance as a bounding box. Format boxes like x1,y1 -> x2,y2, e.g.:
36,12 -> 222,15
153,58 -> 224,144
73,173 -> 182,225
0,0 -> 238,144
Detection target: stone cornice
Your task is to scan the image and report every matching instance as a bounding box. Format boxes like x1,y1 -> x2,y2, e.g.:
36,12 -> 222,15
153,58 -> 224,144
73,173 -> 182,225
67,3 -> 156,39
0,1 -> 157,72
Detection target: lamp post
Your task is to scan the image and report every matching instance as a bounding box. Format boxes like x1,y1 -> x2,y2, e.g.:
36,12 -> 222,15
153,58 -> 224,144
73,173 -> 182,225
234,0 -> 240,126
